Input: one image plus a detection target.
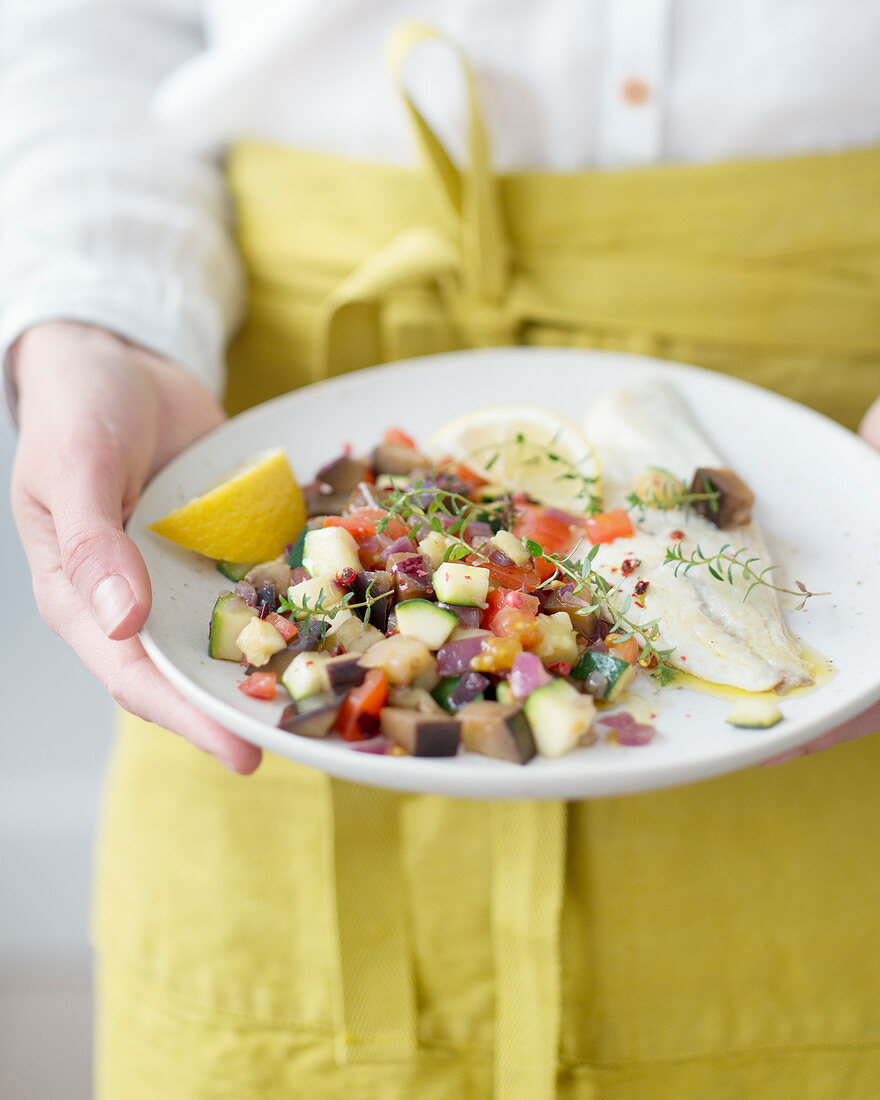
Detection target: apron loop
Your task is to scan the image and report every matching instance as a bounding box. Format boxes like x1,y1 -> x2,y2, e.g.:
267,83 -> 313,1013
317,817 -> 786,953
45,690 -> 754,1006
315,23 -> 517,376
388,22 -> 511,306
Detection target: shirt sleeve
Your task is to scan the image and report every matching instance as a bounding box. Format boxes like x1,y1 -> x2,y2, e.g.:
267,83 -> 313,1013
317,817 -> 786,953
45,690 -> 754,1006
0,0 -> 246,401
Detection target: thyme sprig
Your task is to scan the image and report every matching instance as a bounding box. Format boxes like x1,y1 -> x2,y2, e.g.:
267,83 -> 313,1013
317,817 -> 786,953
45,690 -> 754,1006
278,581 -> 393,632
376,480 -> 503,563
664,542 -> 827,610
626,467 -> 720,518
524,538 -> 677,684
455,431 -> 603,515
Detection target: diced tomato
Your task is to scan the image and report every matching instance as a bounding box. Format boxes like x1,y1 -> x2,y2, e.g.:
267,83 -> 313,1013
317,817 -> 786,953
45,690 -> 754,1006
238,672 -> 277,700
383,427 -> 418,449
583,509 -> 634,544
469,554 -> 542,592
336,669 -> 389,741
487,605 -> 543,649
513,504 -> 577,556
265,611 -> 297,642
324,508 -> 410,541
438,458 -> 488,493
470,635 -> 523,672
482,586 -> 540,626
606,633 -> 640,665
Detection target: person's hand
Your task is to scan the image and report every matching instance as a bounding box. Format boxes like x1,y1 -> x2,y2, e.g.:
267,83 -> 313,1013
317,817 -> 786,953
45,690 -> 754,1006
763,394 -> 880,765
10,321 -> 262,774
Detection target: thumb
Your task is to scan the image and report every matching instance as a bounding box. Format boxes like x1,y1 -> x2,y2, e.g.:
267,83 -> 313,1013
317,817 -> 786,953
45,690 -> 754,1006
53,470 -> 152,641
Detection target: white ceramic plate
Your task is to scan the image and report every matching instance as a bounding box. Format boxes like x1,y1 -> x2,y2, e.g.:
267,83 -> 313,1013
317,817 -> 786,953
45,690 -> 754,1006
129,348 -> 880,800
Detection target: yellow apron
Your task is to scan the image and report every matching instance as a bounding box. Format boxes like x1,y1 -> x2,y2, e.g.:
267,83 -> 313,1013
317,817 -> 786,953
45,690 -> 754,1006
96,26 -> 880,1100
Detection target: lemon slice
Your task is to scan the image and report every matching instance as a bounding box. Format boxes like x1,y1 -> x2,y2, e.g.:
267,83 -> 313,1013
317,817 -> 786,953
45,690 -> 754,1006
427,404 -> 602,513
148,448 -> 306,562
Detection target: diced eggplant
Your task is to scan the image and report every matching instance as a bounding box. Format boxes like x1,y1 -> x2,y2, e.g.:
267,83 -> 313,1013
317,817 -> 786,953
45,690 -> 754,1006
245,644 -> 297,678
245,555 -> 294,594
457,701 -> 537,765
537,584 -> 597,636
304,480 -> 350,518
324,653 -> 368,691
316,454 -> 369,495
289,619 -> 327,655
255,582 -> 278,614
278,691 -> 346,738
386,553 -> 434,602
351,570 -> 394,632
690,467 -> 755,529
370,443 -> 432,477
379,707 -> 461,757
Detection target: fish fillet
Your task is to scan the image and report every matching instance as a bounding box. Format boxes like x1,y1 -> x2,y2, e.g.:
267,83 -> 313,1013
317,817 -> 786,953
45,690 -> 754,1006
583,382 -> 812,693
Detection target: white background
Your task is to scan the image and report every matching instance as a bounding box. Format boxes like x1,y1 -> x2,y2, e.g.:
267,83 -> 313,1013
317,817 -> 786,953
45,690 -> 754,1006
0,412 -> 106,1098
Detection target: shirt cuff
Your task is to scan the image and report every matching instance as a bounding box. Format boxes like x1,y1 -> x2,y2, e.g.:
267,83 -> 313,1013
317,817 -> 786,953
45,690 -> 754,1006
1,274 -> 235,425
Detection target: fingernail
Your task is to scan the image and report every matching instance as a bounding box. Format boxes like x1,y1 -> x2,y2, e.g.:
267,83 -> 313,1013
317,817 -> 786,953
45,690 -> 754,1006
218,756 -> 238,773
92,574 -> 136,636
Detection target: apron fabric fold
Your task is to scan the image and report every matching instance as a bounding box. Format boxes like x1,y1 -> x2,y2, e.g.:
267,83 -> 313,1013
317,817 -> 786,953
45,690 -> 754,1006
95,22 -> 880,1099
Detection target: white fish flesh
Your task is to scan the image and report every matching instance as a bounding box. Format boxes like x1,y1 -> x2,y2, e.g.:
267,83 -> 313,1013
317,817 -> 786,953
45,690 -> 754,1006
582,382 -> 812,693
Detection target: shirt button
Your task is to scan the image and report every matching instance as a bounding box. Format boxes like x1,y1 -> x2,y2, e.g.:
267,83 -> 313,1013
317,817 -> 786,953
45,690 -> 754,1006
621,78 -> 651,105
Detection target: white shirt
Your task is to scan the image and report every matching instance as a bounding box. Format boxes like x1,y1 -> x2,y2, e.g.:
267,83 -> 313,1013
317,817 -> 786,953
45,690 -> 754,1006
1,0 -> 879,395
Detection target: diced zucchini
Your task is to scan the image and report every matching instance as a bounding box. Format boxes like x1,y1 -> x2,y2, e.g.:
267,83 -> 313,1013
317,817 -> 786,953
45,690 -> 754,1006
208,592 -> 258,661
235,617 -> 287,667
523,679 -> 596,758
396,599 -> 458,650
489,529 -> 531,567
281,652 -> 332,700
216,560 -> 254,582
726,699 -> 783,729
285,576 -> 344,620
286,528 -> 307,568
495,681 -> 515,705
532,612 -> 579,666
418,530 -> 454,570
570,650 -> 636,702
432,562 -> 490,607
458,701 -> 536,764
302,527 -> 361,579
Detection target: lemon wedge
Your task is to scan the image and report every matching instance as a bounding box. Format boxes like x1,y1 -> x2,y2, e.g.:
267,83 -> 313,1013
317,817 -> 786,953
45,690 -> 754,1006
149,448 -> 306,562
427,404 -> 602,513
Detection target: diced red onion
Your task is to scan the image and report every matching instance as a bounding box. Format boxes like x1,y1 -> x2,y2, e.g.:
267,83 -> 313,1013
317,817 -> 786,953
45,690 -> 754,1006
436,635 -> 489,676
234,580 -> 258,605
288,566 -> 310,585
597,711 -> 656,746
357,534 -> 390,567
617,723 -> 656,746
598,711 -> 637,728
589,638 -> 608,654
488,548 -> 514,567
449,671 -> 490,709
351,736 -> 392,754
381,536 -> 416,561
509,652 -> 552,700
439,603 -> 483,629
